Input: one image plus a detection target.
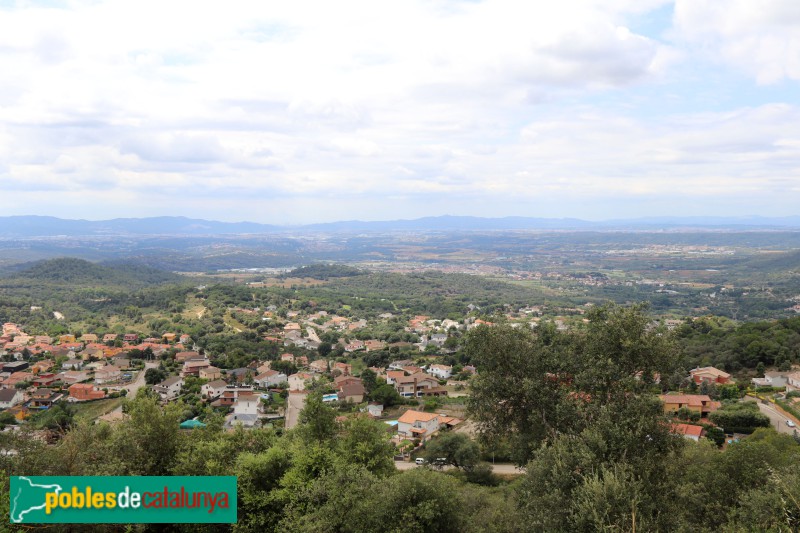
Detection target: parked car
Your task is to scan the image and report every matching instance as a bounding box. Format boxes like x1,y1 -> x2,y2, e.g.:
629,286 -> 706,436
787,420 -> 797,428
415,458 -> 426,465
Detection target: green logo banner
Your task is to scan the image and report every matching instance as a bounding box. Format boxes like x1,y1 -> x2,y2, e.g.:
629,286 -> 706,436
9,476 -> 237,524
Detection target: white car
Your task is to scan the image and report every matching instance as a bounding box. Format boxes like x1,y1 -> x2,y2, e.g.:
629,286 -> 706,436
787,420 -> 797,428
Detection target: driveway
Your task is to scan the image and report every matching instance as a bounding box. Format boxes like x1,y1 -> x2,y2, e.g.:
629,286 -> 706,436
284,392 -> 307,430
394,460 -> 525,475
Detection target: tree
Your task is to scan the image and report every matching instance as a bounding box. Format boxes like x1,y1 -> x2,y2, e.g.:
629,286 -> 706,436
272,360 -> 297,377
370,384 -> 402,407
318,342 -> 332,357
337,416 -> 395,476
298,393 -> 337,444
144,367 -> 167,385
360,368 -> 378,394
425,432 -> 480,471
467,304 -> 677,465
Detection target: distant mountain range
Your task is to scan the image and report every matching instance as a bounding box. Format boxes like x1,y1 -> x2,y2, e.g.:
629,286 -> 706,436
2,214 -> 800,237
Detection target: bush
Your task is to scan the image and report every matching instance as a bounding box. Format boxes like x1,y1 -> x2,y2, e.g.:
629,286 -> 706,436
465,462 -> 499,486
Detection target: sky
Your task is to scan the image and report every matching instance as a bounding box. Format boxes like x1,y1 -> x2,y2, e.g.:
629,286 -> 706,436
1,0 -> 800,224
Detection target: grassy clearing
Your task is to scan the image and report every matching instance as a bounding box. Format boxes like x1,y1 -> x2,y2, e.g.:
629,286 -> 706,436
73,397 -> 124,422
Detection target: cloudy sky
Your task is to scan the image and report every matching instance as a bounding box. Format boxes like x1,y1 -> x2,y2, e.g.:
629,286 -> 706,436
1,0 -> 799,224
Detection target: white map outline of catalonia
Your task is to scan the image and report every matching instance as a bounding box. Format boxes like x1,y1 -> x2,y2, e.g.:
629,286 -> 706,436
10,476 -> 63,523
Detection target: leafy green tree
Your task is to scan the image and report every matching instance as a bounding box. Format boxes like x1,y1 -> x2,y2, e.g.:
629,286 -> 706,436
360,368 -> 378,394
318,342 -> 332,357
425,432 -> 480,471
337,416 -> 396,476
298,393 -> 337,444
111,390 -> 183,475
144,367 -> 167,385
370,383 -> 402,407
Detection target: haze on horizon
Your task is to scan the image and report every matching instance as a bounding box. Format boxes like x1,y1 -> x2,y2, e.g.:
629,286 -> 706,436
1,0 -> 799,225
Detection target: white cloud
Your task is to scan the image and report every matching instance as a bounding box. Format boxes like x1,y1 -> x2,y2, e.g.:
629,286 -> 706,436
674,0 -> 800,83
0,1 -> 797,222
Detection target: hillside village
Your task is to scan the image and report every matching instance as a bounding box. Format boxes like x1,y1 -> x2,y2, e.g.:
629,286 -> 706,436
3,300 -> 799,453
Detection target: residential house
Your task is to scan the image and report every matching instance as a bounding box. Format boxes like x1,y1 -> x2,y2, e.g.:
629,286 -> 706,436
2,361 -> 29,373
111,357 -> 131,370
427,364 -> 452,380
216,386 -> 255,408
179,334 -> 192,345
60,370 -> 91,385
280,353 -> 295,363
337,382 -> 366,403
333,362 -> 352,376
296,355 -> 309,368
288,372 -> 317,391
94,365 -> 121,385
670,423 -> 705,442
201,380 -> 228,400
80,334 -> 98,343
162,333 -> 176,343
344,340 -> 364,352
31,360 -> 54,374
254,370 -> 288,389
58,334 -> 76,344
4,372 -> 34,388
367,402 -> 384,417
32,373 -> 59,388
787,371 -> 800,389
690,367 -> 732,385
659,394 -> 721,417
752,371 -> 789,388
102,334 -> 118,343
309,360 -> 328,373
334,376 -> 363,389
62,359 -> 83,371
389,360 -> 413,371
256,361 -> 272,374
181,359 -> 211,377
61,342 -> 83,353
175,351 -> 202,362
199,366 -> 222,380
394,375 -> 442,398
397,410 -> 441,442
364,340 -> 385,352
68,383 -> 105,401
153,377 -> 184,400
0,388 -> 24,409
28,388 -> 62,408
428,333 -> 448,347
123,334 -> 139,342
386,371 -> 406,386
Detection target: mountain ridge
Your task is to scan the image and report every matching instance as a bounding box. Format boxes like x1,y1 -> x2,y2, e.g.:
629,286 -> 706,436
2,214 -> 800,237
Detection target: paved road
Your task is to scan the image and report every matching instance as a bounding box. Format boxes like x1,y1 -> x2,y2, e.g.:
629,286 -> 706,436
394,460 -> 524,475
108,361 -> 159,416
757,401 -> 800,436
285,393 -> 307,430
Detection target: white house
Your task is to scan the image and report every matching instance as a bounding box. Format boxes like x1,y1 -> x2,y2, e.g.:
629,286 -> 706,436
0,388 -> 24,409
201,379 -> 228,400
153,376 -> 183,400
397,410 -> 441,442
288,372 -> 317,391
427,364 -> 452,380
254,370 -> 287,389
94,365 -> 121,385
